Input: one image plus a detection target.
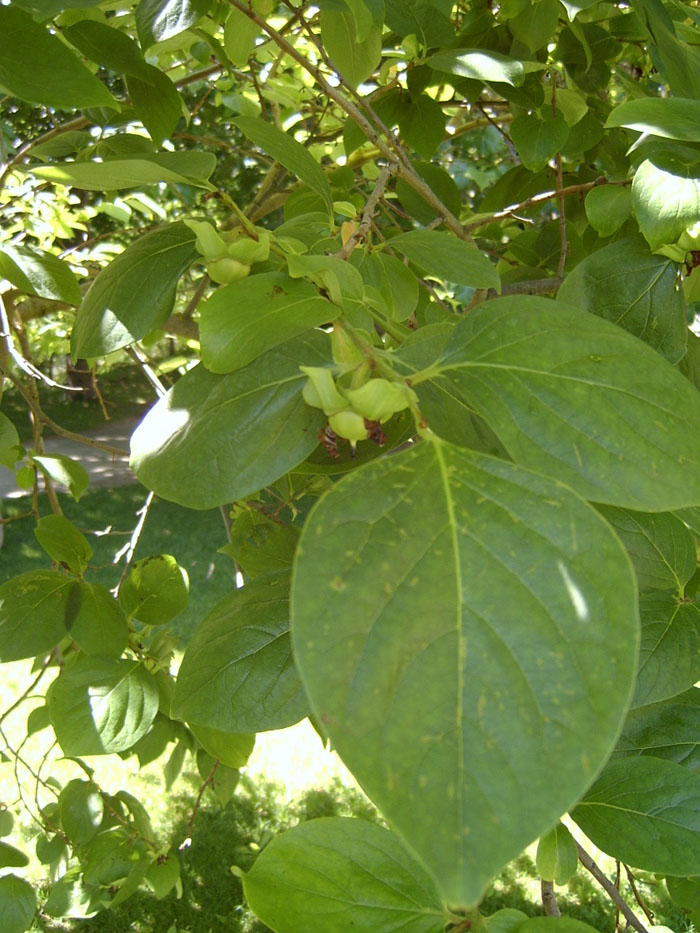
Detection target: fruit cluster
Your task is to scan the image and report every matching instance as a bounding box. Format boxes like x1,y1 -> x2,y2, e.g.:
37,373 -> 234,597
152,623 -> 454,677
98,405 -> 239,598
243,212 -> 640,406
185,219 -> 271,284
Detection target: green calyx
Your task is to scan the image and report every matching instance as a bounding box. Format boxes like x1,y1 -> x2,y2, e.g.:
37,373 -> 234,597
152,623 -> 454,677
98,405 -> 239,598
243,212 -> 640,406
184,219 -> 228,261
300,367 -> 347,414
344,378 -> 415,423
224,229 -> 271,264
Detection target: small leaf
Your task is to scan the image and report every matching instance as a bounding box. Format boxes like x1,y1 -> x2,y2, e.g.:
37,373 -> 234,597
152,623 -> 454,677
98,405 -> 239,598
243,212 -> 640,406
223,510 -> 300,579
0,413 -> 21,470
510,112 -> 569,171
68,583 -> 129,658
190,723 -> 255,769
200,271 -> 335,373
0,245 -> 81,305
31,453 -> 89,501
572,757 -> 700,875
224,6 -> 259,66
72,222 -> 198,357
48,657 -> 159,755
172,572 -> 309,733
387,230 -> 499,289
234,117 -> 334,219
243,817 -> 447,933
34,515 -> 92,575
145,854 -> 181,899
118,554 -> 189,625
607,97 -> 700,141
130,332 -> 329,509
58,780 -> 104,846
0,571 -> 73,662
536,823 -> 578,885
632,157 -> 700,250
321,11 -> 382,87
584,185 -> 632,237
0,842 -> 29,869
136,0 -> 211,49
398,94 -> 447,159
292,440 -> 638,906
0,7 -> 116,110
557,237 -> 687,362
0,874 -> 37,933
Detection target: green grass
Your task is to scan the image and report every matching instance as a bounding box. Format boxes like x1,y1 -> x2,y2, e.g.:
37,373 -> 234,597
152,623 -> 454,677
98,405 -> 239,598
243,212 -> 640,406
2,486 -> 236,643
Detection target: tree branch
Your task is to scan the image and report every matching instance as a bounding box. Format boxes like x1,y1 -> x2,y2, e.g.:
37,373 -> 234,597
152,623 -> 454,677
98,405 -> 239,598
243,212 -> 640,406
335,162 -> 399,260
577,843 -> 650,933
541,879 -> 561,916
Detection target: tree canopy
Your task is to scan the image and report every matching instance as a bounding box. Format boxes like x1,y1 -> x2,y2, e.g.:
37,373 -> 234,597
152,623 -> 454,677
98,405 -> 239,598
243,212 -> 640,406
1,0 -> 700,930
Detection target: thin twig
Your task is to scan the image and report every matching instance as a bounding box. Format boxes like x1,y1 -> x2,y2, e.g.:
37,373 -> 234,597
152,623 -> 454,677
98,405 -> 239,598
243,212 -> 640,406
182,760 -> 220,846
335,162 -> 399,260
552,80 -> 568,278
614,861 -> 621,933
125,346 -> 167,399
113,491 -> 156,588
541,879 -> 561,916
624,865 -> 655,925
475,101 -> 518,160
577,843 -> 650,933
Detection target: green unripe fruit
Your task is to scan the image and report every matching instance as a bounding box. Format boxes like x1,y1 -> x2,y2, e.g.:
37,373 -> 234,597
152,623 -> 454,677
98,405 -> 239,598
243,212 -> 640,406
345,378 -> 413,422
206,257 -> 251,284
226,231 -> 271,264
329,410 -> 370,443
300,367 -> 347,414
331,324 -> 364,367
677,222 -> 700,251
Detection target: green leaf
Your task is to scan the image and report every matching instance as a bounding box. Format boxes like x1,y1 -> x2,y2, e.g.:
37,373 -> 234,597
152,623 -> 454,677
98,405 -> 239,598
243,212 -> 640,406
518,922 -> 600,933
0,245 -> 81,305
615,686 -> 700,769
58,780 -> 104,846
410,296 -> 700,511
385,0 -> 454,47
63,20 -> 150,79
0,7 -> 116,110
387,230 -> 499,289
126,65 -> 183,144
632,157 -> 700,250
0,842 -> 29,869
48,657 -> 159,755
224,6 -> 259,66
23,152 -> 217,191
667,876 -> 700,913
234,117 -> 334,219
557,237 -> 687,363
510,113 -> 569,172
222,510 -> 300,579
321,11 -> 382,87
136,0 -> 211,49
34,515 -> 92,575
398,94 -> 447,159
536,823 -> 578,885
115,790 -> 155,842
145,853 -> 181,899
32,454 -> 89,502
572,757 -> 700,875
0,874 -> 37,933
243,817 -> 447,933
286,254 -> 365,316
429,48 -> 546,86
395,162 -> 461,229
0,811 -> 14,837
292,440 -> 639,907
583,185 -> 633,237
200,271 -> 335,374
130,332 -> 329,509
190,723 -> 255,768
607,98 -> 700,142
118,554 -> 189,625
485,909 -> 529,933
83,828 -> 138,885
632,592 -> 700,708
68,583 -> 129,658
596,507 -> 697,594
72,222 -> 198,357
356,251 -> 419,321
172,572 -> 309,732
42,867 -> 102,919
0,571 -> 73,662
0,413 -> 21,470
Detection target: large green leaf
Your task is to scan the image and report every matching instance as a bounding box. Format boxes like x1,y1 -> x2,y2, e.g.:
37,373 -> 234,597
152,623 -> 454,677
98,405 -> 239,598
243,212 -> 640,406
126,65 -> 183,144
0,874 -> 37,933
0,571 -> 73,662
408,297 -> 700,510
572,757 -> 700,875
607,98 -> 700,141
58,780 -> 103,846
48,657 -> 159,755
172,572 -> 309,733
63,20 -> 150,79
429,48 -> 545,85
200,271 -> 335,374
130,332 -> 328,509
118,554 -> 189,625
615,686 -> 700,769
596,506 -> 697,594
292,440 -> 639,907
632,592 -> 700,708
632,157 -> 700,250
0,6 -> 116,110
234,117 -> 334,218
557,237 -> 687,362
23,152 -> 216,191
72,222 -> 198,357
321,11 -> 382,87
387,231 -> 500,289
189,724 -> 255,769
136,0 -> 211,48
243,817 -> 447,933
68,583 -> 128,658
0,245 -> 81,305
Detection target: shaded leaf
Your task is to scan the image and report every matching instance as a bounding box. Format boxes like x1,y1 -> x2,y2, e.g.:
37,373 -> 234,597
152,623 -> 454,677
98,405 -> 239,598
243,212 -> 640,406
615,686 -> 700,770
24,152 -> 216,191
387,230 -> 499,289
321,11 -> 382,87
632,592 -> 700,708
0,571 -> 73,662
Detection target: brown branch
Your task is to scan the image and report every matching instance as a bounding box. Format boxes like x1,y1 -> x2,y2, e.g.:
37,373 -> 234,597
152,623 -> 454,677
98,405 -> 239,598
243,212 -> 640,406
463,178 -> 631,233
182,760 -> 219,845
335,162 -> 399,260
541,879 -> 561,917
577,843 -> 650,933
552,81 -> 568,278
624,865 -> 655,925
